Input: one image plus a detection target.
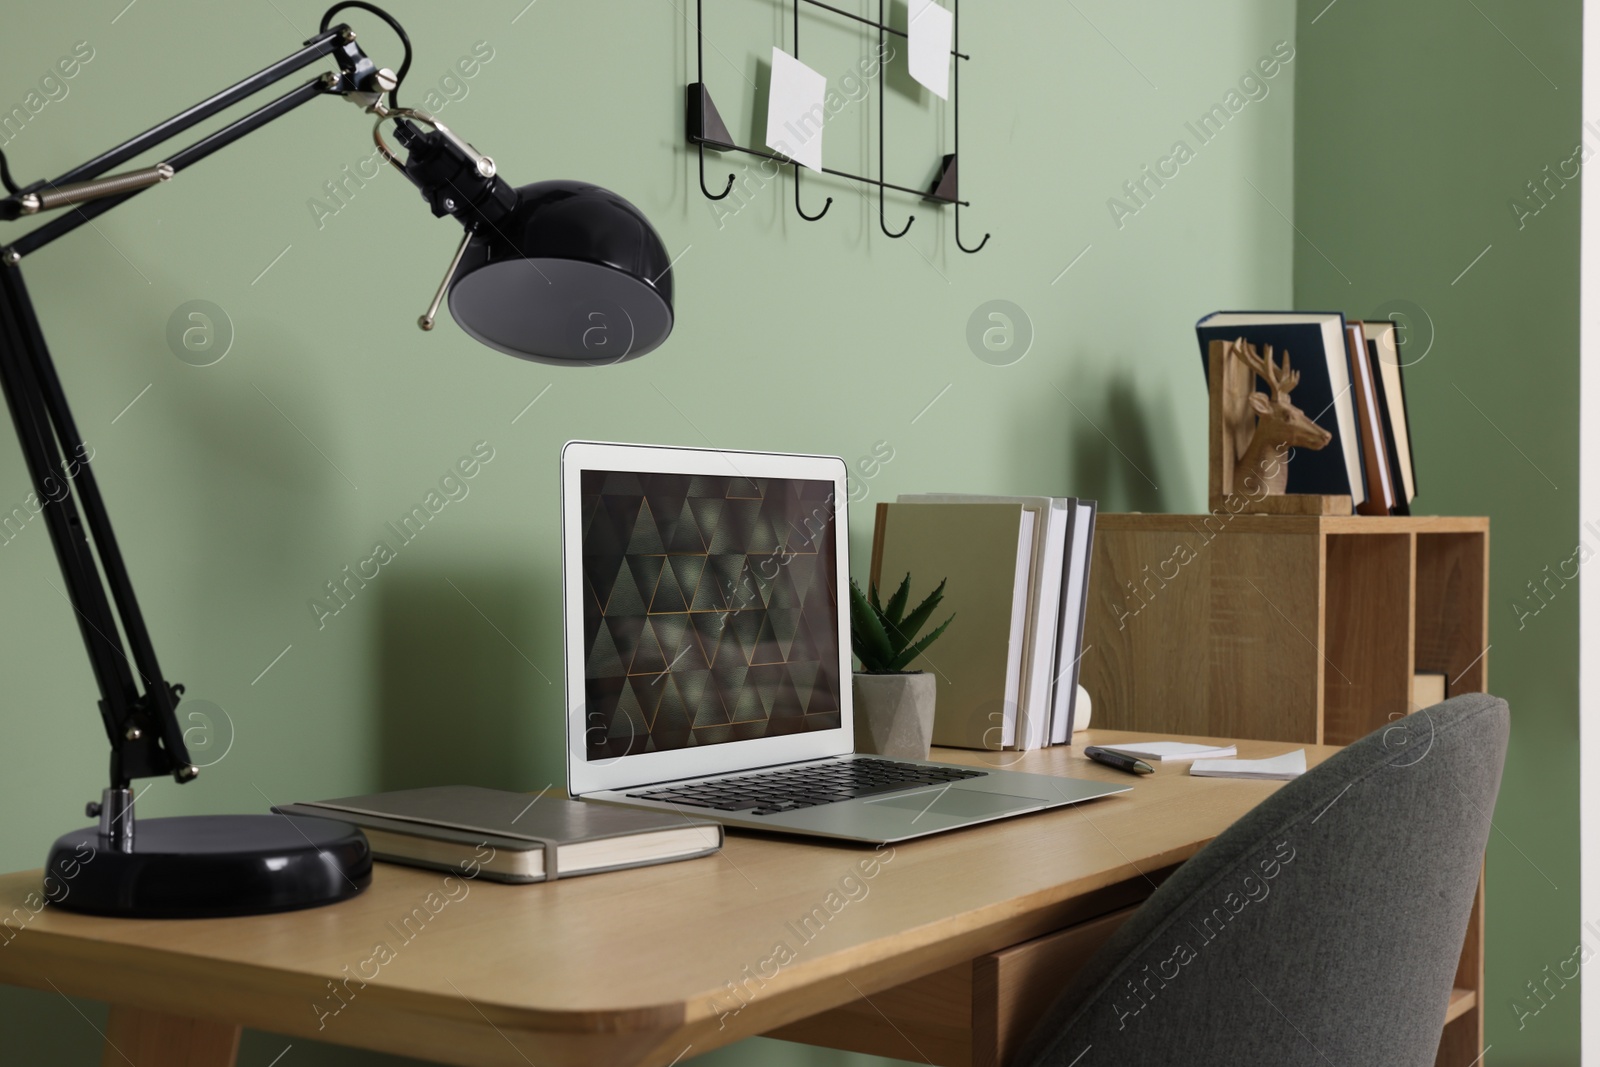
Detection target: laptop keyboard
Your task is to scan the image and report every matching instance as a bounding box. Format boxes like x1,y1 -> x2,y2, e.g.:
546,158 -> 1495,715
624,758 -> 987,816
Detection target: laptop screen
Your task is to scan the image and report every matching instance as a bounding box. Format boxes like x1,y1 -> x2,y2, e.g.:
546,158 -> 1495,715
579,469 -> 842,761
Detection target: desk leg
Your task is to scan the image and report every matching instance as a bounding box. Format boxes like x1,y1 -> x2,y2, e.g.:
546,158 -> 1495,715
101,1004 -> 241,1067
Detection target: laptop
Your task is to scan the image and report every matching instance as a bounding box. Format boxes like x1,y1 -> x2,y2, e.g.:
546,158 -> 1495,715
560,441 -> 1128,844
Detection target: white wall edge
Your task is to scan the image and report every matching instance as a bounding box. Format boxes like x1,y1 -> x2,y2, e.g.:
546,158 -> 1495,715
1582,0 -> 1599,1061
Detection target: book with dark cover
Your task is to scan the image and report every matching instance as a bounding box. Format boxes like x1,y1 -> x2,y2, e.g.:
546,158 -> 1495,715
275,785 -> 722,884
1196,311 -> 1367,503
1346,322 -> 1396,515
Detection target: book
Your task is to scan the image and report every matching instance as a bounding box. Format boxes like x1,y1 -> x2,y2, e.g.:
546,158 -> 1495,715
870,502 -> 1034,750
1362,320 -> 1417,508
1346,322 -> 1397,515
1364,333 -> 1410,516
1050,499 -> 1097,745
1412,671 -> 1447,709
893,495 -> 1098,749
1189,750 -> 1307,780
1196,311 -> 1366,504
897,494 -> 1069,751
1097,741 -> 1238,762
273,786 -> 723,884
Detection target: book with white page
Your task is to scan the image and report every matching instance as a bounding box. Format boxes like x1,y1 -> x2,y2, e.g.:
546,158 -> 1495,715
1049,499 -> 1097,745
899,494 -> 1067,750
1097,741 -> 1238,762
1189,750 -> 1307,781
870,502 -> 1035,749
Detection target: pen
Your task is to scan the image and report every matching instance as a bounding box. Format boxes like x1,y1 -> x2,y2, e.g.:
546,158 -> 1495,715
1084,746 -> 1154,776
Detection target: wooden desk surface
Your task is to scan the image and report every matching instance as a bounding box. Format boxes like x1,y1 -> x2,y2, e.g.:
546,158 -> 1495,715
0,732 -> 1332,1067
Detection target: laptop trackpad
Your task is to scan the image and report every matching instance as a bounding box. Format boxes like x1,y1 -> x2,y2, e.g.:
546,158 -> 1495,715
867,788 -> 1040,819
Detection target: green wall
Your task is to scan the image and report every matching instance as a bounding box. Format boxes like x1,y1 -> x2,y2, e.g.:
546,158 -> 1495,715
0,1 -> 1303,1064
1293,0 -> 1582,1062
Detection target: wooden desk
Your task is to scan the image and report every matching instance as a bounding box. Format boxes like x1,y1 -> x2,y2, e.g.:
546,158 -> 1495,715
0,734 -> 1346,1067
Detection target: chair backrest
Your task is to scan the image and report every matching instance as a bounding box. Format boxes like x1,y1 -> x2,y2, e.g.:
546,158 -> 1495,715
1014,693 -> 1508,1067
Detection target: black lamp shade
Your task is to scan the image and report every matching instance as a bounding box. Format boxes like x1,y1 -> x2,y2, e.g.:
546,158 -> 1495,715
447,181 -> 675,366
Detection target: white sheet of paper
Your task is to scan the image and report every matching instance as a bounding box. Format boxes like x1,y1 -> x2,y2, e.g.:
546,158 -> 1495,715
765,47 -> 827,171
1099,741 -> 1239,762
1189,750 -> 1308,781
908,0 -> 954,99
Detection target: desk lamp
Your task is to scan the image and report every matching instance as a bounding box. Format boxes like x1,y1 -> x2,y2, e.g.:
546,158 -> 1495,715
0,3 -> 675,917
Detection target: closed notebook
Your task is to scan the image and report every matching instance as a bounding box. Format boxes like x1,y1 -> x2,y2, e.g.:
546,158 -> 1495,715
871,502 -> 1033,750
274,786 -> 722,884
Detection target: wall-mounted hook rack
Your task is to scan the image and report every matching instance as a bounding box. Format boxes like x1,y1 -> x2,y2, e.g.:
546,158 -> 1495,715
686,0 -> 989,252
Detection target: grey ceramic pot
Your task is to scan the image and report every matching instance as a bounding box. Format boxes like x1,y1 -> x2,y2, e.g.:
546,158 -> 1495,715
851,671 -> 937,760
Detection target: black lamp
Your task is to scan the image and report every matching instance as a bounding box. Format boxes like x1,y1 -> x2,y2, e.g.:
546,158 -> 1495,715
445,181 -> 675,364
0,4 -> 674,917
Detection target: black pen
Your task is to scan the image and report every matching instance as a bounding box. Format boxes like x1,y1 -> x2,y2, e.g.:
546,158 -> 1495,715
1084,746 -> 1154,776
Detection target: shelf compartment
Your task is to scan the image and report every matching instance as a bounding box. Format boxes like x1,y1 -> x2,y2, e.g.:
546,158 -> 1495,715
1322,532 -> 1415,745
1414,531 -> 1490,696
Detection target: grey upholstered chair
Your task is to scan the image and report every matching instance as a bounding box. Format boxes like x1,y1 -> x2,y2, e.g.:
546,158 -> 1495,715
1014,692 -> 1508,1067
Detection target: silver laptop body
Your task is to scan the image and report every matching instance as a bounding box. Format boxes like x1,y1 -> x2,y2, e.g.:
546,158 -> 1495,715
559,441 -> 1127,844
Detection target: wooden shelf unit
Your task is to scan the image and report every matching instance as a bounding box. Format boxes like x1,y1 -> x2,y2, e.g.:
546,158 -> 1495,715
1079,512 -> 1489,1067
1081,514 -> 1489,745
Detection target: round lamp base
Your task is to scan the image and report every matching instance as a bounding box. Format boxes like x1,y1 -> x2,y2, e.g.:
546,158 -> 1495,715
44,814 -> 371,919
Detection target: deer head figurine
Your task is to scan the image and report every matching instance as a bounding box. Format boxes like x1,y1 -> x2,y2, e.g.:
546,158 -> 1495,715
1229,338 -> 1332,495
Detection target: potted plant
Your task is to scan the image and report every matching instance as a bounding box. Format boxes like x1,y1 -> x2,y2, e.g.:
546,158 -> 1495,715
849,574 -> 954,760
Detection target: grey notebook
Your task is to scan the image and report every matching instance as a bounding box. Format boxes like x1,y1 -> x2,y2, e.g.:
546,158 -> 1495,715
274,785 -> 722,884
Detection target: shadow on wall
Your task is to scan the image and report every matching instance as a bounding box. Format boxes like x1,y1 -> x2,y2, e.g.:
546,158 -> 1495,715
1060,373 -> 1182,513
374,566 -> 563,793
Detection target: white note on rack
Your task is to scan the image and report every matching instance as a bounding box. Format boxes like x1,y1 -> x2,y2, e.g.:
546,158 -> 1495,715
765,47 -> 827,171
908,0 -> 954,99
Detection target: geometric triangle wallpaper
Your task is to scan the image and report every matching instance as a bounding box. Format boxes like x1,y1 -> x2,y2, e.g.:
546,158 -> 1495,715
581,470 -> 841,759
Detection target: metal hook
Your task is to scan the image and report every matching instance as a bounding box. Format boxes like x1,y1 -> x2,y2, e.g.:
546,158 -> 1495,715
955,205 -> 988,253
794,168 -> 831,221
950,0 -> 985,253
877,0 -> 913,239
879,187 -> 914,237
697,143 -> 734,201
789,0 -> 829,222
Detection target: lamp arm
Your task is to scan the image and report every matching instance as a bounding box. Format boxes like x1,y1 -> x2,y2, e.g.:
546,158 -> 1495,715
0,24 -> 387,252
0,17 -> 402,807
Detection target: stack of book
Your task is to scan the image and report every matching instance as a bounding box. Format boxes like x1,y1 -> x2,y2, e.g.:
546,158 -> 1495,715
1196,312 -> 1418,514
868,495 -> 1097,751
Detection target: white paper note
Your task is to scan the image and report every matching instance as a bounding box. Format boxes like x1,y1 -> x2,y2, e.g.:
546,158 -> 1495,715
908,0 -> 954,100
765,47 -> 827,171
1099,742 -> 1239,762
1189,750 -> 1308,781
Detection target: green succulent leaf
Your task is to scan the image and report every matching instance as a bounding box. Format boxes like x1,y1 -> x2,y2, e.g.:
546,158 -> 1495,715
886,614 -> 955,672
894,578 -> 948,646
851,574 -> 952,672
883,572 -> 912,626
850,578 -> 896,671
